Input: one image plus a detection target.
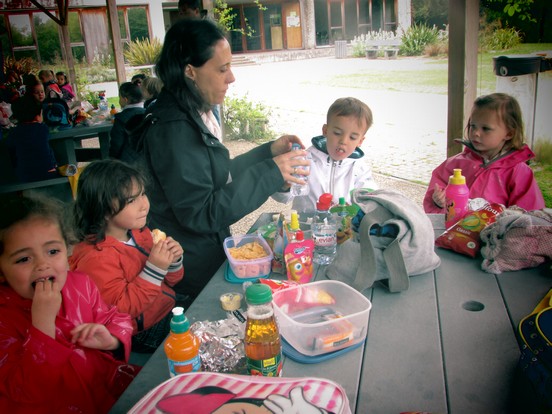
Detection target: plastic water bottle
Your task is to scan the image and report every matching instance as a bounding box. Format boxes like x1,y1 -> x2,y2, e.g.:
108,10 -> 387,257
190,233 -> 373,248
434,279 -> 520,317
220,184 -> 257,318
445,168 -> 469,228
312,193 -> 337,265
98,96 -> 108,113
290,143 -> 310,197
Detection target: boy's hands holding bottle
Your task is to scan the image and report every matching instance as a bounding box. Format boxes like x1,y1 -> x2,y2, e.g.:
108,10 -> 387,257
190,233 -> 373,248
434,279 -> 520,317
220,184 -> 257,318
149,237 -> 184,270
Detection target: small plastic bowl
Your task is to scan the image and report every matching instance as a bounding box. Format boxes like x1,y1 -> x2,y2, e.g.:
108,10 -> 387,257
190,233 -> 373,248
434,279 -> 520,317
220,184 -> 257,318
223,234 -> 273,279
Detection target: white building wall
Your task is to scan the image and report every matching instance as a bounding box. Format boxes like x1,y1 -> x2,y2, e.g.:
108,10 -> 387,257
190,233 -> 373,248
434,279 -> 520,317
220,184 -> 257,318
397,0 -> 412,33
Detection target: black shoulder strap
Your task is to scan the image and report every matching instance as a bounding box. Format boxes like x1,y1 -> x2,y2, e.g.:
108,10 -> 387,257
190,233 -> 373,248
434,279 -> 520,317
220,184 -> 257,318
127,112 -> 158,153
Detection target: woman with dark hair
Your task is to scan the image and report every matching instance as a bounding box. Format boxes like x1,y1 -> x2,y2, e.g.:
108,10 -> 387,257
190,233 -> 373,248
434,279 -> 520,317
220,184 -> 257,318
137,18 -> 308,308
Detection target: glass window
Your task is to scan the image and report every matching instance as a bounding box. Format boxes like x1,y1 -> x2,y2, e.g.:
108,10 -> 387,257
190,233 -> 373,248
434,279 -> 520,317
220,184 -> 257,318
128,7 -> 148,41
118,10 -> 128,41
35,12 -> 62,64
68,11 -> 83,43
9,14 -> 34,48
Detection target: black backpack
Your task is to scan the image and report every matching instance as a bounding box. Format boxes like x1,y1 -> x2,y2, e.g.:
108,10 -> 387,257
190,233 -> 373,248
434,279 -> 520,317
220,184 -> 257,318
42,98 -> 72,130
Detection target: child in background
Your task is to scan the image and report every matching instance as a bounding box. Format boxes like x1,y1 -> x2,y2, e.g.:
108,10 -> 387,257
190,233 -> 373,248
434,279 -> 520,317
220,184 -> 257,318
5,95 -> 60,182
109,81 -> 145,163
142,76 -> 163,109
23,76 -> 45,105
38,69 -> 63,100
424,93 -> 545,213
272,97 -> 378,212
55,71 -> 75,103
0,195 -> 136,413
70,159 -> 184,353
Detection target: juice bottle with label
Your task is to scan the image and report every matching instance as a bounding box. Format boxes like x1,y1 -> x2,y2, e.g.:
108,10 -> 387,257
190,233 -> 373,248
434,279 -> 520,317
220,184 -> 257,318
244,284 -> 282,377
164,307 -> 201,376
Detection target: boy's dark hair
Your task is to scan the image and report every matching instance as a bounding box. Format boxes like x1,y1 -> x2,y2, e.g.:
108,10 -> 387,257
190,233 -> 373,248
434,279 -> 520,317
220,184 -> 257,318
131,73 -> 147,85
179,0 -> 201,16
0,194 -> 73,254
119,81 -> 143,104
11,96 -> 42,123
73,159 -> 148,244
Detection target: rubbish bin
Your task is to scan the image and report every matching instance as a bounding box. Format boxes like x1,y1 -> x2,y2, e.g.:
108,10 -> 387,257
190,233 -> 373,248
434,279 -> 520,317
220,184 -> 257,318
335,41 -> 347,59
493,53 -> 552,148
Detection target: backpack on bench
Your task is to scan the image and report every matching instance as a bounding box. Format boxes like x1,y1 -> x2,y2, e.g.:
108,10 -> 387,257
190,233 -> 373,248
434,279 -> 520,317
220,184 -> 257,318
43,98 -> 72,130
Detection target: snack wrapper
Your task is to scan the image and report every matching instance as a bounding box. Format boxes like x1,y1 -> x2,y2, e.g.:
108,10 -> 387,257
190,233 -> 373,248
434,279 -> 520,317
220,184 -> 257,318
435,202 -> 505,257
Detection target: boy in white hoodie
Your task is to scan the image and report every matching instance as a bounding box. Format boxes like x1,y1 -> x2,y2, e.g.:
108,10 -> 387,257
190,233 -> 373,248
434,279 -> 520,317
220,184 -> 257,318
272,97 -> 378,213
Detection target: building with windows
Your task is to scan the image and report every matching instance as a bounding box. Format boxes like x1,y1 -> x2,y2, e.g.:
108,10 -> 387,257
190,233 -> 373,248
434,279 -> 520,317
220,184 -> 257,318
1,0 -> 410,67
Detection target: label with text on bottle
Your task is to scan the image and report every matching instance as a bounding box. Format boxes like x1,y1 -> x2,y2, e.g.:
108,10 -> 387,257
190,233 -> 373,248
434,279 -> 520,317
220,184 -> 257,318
167,355 -> 201,377
246,353 -> 282,377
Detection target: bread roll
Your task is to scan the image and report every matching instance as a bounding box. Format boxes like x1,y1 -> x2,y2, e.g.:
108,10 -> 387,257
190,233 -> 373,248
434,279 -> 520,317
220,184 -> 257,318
152,229 -> 167,244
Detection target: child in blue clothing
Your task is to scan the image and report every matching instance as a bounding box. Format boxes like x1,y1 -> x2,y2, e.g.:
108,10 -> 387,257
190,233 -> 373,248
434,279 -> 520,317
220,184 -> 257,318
272,97 -> 378,213
5,96 -> 60,182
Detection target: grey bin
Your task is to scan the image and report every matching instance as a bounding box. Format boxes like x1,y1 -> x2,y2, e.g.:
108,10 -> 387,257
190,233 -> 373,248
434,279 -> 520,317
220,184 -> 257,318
493,53 -> 552,148
335,41 -> 347,59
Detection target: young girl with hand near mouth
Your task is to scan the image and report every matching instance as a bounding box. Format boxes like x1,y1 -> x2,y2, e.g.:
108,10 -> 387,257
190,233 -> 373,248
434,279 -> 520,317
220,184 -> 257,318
424,93 -> 545,213
0,194 -> 136,414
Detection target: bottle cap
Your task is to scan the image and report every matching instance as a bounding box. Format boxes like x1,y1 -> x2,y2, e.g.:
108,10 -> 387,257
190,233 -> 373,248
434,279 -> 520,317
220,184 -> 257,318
291,143 -> 301,151
290,210 -> 300,230
339,197 -> 346,206
449,168 -> 466,185
245,283 -> 272,305
295,229 -> 304,241
316,193 -> 333,211
170,306 -> 190,333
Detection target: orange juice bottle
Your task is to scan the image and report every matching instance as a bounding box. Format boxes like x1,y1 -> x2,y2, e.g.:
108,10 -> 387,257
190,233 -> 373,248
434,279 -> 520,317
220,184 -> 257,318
164,307 -> 201,376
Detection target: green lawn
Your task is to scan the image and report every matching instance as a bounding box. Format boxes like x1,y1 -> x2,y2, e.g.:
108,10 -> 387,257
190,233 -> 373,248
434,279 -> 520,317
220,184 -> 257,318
322,43 -> 552,96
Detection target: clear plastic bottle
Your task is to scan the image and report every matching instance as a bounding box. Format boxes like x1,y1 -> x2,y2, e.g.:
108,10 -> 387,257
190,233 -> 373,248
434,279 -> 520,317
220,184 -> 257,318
312,193 -> 337,265
98,96 -> 108,113
445,168 -> 469,228
290,143 -> 310,197
164,307 -> 201,376
244,284 -> 282,377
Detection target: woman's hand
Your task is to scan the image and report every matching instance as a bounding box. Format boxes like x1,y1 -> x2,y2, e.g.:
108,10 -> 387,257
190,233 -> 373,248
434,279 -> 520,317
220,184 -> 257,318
270,135 -> 304,156
273,149 -> 311,185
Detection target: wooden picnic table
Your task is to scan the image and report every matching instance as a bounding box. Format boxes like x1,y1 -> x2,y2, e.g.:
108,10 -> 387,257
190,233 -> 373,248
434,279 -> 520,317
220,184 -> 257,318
49,121 -> 112,165
109,213 -> 551,414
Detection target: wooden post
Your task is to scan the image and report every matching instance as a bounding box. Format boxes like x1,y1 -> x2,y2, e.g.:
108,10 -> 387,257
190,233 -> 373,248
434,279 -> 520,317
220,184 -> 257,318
60,24 -> 77,96
106,0 -> 127,85
447,0 -> 479,157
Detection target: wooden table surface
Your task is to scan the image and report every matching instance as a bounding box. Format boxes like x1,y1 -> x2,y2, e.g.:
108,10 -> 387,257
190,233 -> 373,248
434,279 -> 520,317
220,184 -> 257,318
110,213 -> 551,414
49,122 -> 112,165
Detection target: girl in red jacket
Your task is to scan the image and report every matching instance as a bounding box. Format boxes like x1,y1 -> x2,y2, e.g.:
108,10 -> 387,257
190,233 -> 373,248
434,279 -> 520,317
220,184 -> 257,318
70,159 -> 184,353
0,194 -> 136,414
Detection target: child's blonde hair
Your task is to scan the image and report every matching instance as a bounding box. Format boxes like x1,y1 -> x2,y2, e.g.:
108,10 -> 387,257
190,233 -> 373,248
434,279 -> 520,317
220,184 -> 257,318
466,92 -> 525,150
327,97 -> 373,131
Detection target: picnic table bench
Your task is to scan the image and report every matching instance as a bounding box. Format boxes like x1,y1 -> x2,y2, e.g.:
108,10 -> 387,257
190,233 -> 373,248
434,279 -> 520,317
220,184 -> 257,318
366,38 -> 401,59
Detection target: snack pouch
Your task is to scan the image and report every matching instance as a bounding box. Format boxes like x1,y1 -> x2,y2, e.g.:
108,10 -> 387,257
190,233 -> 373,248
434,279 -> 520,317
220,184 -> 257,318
284,236 -> 314,283
435,202 -> 504,257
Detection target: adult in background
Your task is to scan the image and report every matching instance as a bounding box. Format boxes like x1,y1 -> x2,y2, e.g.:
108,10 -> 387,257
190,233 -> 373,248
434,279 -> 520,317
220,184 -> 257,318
134,19 -> 308,308
178,0 -> 202,18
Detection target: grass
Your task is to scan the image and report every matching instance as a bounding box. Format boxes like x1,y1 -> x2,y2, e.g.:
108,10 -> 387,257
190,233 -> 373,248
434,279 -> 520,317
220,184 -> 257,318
322,43 -> 552,96
533,164 -> 552,207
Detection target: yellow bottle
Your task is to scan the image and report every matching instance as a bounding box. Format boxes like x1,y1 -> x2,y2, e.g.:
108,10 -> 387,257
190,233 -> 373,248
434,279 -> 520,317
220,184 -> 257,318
164,307 -> 201,376
244,284 -> 282,376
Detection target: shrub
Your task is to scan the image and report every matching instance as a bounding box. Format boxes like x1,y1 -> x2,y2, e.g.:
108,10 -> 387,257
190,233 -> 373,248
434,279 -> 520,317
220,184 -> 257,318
479,19 -> 521,51
400,24 -> 439,56
534,140 -> 552,165
223,94 -> 275,142
124,37 -> 162,66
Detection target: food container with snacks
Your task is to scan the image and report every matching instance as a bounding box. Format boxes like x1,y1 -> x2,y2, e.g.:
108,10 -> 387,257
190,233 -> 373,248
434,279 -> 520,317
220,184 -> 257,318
223,234 -> 273,279
272,280 -> 371,357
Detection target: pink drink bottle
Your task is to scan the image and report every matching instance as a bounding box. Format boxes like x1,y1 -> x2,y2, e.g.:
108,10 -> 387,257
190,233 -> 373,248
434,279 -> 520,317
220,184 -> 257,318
445,168 -> 469,228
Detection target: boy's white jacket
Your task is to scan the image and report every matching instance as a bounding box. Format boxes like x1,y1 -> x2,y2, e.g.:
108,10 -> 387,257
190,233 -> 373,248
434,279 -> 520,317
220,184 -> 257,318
272,135 -> 378,213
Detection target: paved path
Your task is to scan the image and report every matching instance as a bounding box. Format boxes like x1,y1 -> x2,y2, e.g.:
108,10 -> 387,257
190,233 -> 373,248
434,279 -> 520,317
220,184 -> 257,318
229,56 -> 448,185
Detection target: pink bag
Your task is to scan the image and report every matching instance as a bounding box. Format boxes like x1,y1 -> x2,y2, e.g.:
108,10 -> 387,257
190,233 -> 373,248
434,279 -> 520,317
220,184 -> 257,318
129,372 -> 352,414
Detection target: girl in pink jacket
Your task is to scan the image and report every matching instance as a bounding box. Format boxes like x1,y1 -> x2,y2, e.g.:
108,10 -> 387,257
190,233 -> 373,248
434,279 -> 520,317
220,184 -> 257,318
0,195 -> 136,414
70,159 -> 184,353
424,93 -> 545,213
